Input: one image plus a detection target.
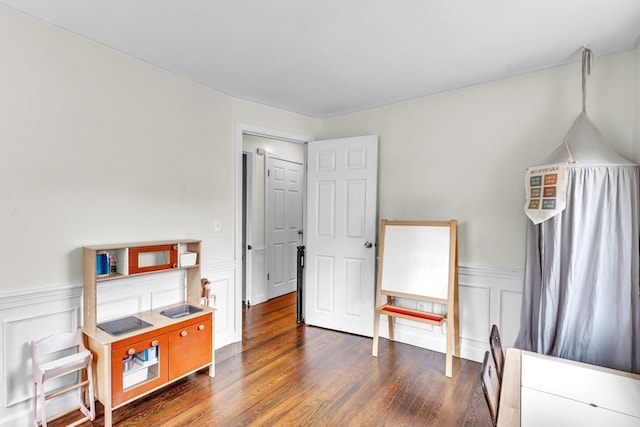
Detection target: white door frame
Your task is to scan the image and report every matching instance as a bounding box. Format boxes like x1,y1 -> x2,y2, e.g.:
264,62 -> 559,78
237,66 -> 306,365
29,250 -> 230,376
234,123 -> 314,342
242,150 -> 254,305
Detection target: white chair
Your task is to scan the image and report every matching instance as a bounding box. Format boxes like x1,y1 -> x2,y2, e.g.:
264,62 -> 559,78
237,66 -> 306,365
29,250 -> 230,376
31,329 -> 95,427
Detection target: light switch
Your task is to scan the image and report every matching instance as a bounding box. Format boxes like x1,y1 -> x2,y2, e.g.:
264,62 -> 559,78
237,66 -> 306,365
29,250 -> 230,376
213,219 -> 221,232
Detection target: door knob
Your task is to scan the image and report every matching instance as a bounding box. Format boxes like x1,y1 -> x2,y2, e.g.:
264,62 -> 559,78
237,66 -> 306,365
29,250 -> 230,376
364,241 -> 373,248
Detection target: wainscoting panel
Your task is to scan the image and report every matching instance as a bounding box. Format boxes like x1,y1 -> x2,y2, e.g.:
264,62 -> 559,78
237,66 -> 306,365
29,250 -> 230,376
499,288 -> 524,349
202,261 -> 237,349
459,282 -> 492,347
0,286 -> 83,427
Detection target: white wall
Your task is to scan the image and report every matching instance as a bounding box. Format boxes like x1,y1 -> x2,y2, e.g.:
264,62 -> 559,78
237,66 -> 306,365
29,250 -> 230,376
0,5 -> 235,293
319,48 -> 639,270
232,98 -> 320,138
1,4 -> 638,425
0,7 -> 319,425
0,7 -> 320,296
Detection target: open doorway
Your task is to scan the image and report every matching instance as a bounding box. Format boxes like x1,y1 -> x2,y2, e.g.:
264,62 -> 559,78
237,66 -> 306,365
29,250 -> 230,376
242,133 -> 307,308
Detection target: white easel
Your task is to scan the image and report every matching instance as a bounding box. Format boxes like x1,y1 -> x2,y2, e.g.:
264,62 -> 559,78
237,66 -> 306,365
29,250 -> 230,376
371,219 -> 459,378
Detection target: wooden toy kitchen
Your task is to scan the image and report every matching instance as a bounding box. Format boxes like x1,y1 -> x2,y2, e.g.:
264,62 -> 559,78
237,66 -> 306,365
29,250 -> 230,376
82,239 -> 215,427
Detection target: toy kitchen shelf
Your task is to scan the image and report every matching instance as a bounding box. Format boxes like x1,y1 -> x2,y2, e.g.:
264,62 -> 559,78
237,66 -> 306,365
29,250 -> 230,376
82,239 -> 215,427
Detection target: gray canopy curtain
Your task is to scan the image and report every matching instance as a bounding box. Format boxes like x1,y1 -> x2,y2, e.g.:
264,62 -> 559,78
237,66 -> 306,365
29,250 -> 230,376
515,112 -> 640,374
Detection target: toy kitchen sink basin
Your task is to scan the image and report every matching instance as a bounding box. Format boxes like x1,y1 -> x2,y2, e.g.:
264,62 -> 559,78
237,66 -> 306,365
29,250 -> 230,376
160,304 -> 203,319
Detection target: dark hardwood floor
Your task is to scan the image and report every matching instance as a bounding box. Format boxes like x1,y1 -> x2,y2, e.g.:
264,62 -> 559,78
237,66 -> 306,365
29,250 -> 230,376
61,293 -> 491,426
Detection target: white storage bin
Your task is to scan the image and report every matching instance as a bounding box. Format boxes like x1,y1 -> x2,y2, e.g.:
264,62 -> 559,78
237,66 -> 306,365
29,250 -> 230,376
180,252 -> 197,267
123,365 -> 149,389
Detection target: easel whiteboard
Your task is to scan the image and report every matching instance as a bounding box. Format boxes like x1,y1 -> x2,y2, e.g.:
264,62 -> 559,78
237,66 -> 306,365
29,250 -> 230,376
379,223 -> 451,300
372,219 -> 459,377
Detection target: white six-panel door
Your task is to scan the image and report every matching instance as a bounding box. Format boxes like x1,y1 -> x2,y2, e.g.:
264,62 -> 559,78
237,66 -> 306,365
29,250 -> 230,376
305,135 -> 378,336
266,157 -> 304,299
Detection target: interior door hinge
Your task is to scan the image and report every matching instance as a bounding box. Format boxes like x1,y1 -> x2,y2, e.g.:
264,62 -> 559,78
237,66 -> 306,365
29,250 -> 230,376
267,273 -> 270,280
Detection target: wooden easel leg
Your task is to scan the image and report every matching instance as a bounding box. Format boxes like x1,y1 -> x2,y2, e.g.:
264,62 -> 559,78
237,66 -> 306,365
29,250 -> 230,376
387,316 -> 394,342
453,237 -> 460,358
372,311 -> 381,356
445,281 -> 458,378
445,223 -> 459,378
445,322 -> 453,378
445,279 -> 457,378
445,285 -> 459,378
453,276 -> 460,358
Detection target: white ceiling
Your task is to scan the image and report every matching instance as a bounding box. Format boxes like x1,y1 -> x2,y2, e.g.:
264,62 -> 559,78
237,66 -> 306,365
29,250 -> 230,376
2,1 -> 639,118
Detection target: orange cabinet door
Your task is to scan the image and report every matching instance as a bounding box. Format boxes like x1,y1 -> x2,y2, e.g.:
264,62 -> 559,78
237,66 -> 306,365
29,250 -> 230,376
111,334 -> 168,406
168,316 -> 212,380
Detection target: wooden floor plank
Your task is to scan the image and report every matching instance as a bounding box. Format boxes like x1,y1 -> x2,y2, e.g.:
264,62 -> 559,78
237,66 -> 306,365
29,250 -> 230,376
54,292 -> 492,426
